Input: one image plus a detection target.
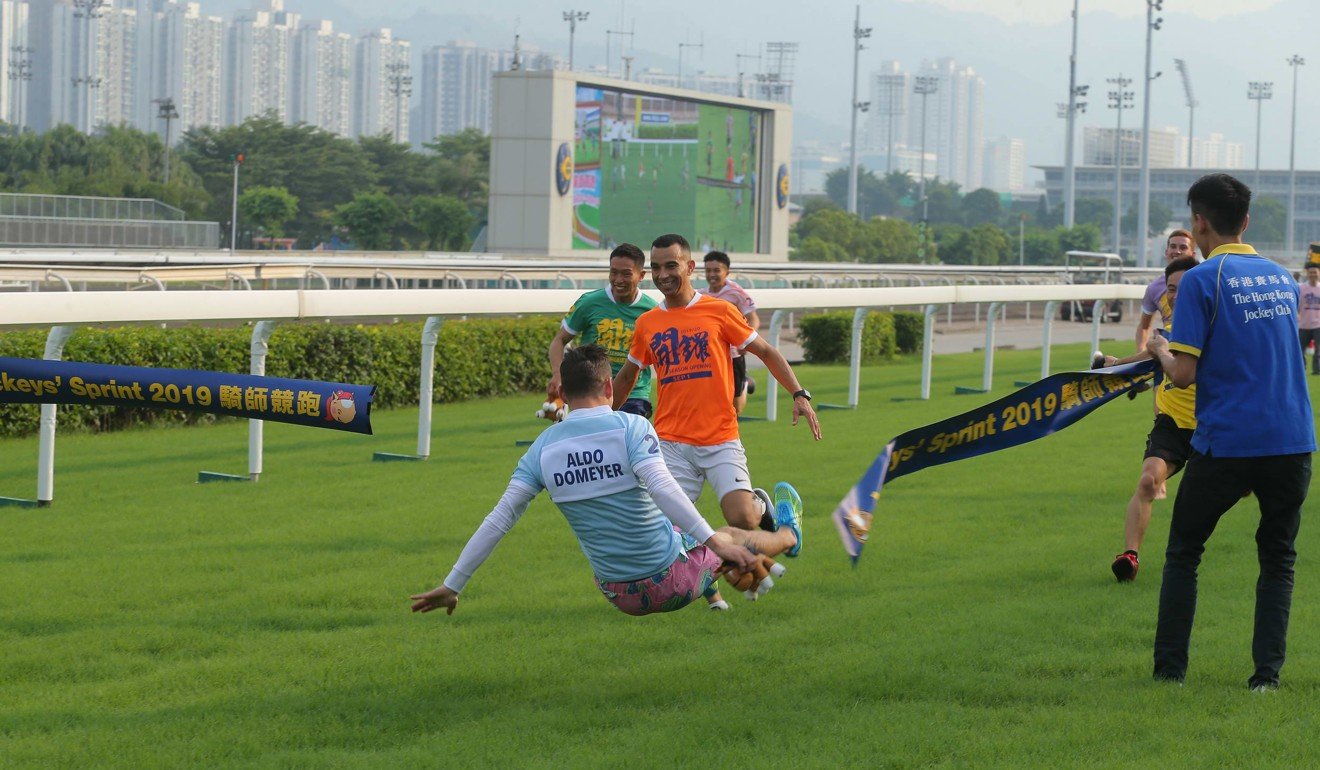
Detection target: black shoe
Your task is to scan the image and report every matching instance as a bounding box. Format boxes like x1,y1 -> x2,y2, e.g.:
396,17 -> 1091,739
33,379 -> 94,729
1248,676 -> 1280,692
1153,671 -> 1185,686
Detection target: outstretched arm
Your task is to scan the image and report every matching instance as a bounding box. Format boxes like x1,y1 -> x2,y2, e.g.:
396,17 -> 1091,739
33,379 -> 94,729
742,337 -> 822,440
1134,312 -> 1156,354
547,327 -> 576,400
410,480 -> 538,615
612,360 -> 642,410
634,459 -> 756,572
1146,335 -> 1197,388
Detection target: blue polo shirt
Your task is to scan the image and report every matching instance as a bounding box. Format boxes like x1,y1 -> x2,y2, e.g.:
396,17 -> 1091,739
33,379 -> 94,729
1168,243 -> 1316,457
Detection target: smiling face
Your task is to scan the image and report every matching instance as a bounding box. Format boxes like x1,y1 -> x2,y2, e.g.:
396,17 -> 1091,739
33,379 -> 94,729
1165,234 -> 1194,262
650,243 -> 694,300
704,259 -> 730,293
608,255 -> 644,303
1165,269 -> 1186,313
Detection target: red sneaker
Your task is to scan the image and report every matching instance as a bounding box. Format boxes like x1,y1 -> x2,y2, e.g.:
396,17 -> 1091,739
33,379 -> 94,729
1111,550 -> 1139,582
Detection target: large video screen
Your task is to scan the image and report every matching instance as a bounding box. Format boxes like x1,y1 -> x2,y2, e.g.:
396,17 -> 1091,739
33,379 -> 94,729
573,86 -> 763,253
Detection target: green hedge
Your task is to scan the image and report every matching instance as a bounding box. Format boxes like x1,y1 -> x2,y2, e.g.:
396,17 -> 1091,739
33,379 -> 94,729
796,310 -> 923,364
0,317 -> 557,438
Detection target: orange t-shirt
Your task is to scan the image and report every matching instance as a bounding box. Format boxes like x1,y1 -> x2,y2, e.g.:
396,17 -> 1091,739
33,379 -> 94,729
628,294 -> 757,446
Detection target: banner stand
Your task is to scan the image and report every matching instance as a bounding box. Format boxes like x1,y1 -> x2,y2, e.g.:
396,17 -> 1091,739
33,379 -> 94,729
198,320 -> 277,483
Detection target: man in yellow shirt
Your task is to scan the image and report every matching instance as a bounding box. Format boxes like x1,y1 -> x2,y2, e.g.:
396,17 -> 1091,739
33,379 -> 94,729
1096,256 -> 1199,582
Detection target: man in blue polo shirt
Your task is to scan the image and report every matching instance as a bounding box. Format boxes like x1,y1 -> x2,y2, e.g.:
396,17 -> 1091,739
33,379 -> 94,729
1145,173 -> 1315,690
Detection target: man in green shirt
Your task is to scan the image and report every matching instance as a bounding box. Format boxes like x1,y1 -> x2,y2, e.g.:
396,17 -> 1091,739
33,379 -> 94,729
547,243 -> 658,417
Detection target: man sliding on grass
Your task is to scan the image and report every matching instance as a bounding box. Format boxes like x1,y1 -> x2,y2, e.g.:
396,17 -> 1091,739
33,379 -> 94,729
410,345 -> 802,617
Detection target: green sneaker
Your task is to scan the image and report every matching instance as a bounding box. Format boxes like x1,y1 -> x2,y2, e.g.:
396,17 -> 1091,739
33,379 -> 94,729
774,481 -> 803,557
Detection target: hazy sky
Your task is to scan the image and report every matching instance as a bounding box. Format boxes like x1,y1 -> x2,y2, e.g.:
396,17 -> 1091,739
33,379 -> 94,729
212,0 -> 1320,174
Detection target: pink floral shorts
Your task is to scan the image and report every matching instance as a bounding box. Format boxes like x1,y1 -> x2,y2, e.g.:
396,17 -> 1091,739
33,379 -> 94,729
595,538 -> 721,616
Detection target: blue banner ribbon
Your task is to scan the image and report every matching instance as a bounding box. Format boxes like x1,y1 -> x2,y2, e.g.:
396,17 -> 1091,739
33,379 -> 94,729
832,360 -> 1158,564
0,357 -> 375,435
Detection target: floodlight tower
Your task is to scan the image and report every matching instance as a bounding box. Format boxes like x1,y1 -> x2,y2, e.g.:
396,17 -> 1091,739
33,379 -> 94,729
1063,0 -> 1082,228
1287,55 -> 1305,254
386,61 -> 413,144
678,37 -> 703,90
71,0 -> 107,133
847,5 -> 872,216
1248,80 -> 1273,193
1136,0 -> 1163,267
605,26 -> 633,79
562,10 -> 589,71
1174,59 -> 1198,167
1107,75 -> 1134,256
153,97 -> 179,183
913,74 -> 939,261
736,52 -> 761,98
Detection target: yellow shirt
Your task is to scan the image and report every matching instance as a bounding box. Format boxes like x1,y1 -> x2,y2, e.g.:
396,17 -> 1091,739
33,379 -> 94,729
1154,375 -> 1196,430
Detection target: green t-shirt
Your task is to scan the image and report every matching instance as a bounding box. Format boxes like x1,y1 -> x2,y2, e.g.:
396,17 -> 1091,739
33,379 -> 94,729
562,287 -> 657,402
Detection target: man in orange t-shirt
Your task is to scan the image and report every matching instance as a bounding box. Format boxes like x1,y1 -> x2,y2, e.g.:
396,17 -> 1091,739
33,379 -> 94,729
613,234 -> 821,540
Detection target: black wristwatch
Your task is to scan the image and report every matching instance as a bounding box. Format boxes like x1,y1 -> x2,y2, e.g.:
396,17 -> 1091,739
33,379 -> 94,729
792,389 -> 812,401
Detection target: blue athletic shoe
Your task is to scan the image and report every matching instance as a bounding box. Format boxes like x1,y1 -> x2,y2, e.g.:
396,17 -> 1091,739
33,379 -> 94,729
774,481 -> 803,557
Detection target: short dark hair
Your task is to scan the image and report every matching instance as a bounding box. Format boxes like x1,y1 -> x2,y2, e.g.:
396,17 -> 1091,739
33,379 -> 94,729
703,250 -> 731,268
1187,174 -> 1251,237
651,233 -> 691,253
1165,256 -> 1198,278
560,344 -> 611,399
609,243 -> 645,269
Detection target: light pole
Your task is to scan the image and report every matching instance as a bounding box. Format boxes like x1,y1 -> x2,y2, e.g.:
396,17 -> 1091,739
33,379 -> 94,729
605,26 -> 633,79
1287,55 -> 1305,255
230,152 -> 244,253
562,10 -> 589,71
1063,0 -> 1081,228
736,52 -> 761,98
678,38 -> 703,90
153,97 -> 179,184
386,60 -> 412,144
8,45 -> 33,130
1136,0 -> 1162,268
72,0 -> 107,133
1174,58 -> 1197,167
914,74 -> 939,262
1108,75 -> 1134,257
1248,80 -> 1274,193
847,5 -> 872,216
877,73 -> 905,175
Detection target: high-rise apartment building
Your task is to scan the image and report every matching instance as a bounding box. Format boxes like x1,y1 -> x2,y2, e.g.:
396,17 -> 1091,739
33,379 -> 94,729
291,18 -> 352,136
225,0 -> 298,124
90,1 -> 138,130
864,60 -> 908,159
982,136 -> 1025,192
908,57 -> 983,190
353,27 -> 408,141
1,0 -> 31,127
419,41 -> 506,142
1182,132 -> 1245,169
1083,126 -> 1181,168
155,1 -> 223,132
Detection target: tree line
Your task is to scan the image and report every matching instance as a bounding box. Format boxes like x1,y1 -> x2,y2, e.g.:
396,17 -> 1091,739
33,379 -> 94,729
0,115 -> 487,250
795,165 -> 1291,265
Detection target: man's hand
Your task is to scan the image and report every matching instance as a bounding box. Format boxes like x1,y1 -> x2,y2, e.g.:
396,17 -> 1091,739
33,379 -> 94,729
793,397 -> 823,441
1145,334 -> 1169,358
705,531 -> 757,573
546,376 -> 562,402
410,585 -> 459,615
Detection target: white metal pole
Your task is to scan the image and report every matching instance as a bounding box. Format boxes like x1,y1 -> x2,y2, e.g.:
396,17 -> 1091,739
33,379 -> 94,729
1063,0 -> 1080,228
36,326 -> 76,506
230,159 -> 239,253
920,304 -> 938,400
847,5 -> 863,215
247,321 -> 276,481
416,316 -> 443,458
848,306 -> 867,407
982,302 -> 1003,392
1137,1 -> 1158,268
766,309 -> 786,421
1041,300 -> 1060,378
1288,56 -> 1304,255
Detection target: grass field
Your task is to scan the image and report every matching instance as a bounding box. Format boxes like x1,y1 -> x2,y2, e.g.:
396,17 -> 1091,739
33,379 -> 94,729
3,342 -> 1320,767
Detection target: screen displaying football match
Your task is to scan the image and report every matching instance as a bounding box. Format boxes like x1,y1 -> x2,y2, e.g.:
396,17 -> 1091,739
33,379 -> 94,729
573,86 -> 763,253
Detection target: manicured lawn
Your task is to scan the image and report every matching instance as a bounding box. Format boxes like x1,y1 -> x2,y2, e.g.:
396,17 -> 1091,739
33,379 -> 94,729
2,343 -> 1318,767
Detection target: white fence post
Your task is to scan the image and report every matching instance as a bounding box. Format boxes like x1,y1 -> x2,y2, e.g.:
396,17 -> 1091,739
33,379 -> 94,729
416,316 -> 444,458
982,302 -> 1004,392
920,304 -> 939,400
36,325 -> 76,506
1041,300 -> 1061,378
847,306 -> 868,408
247,320 -> 277,481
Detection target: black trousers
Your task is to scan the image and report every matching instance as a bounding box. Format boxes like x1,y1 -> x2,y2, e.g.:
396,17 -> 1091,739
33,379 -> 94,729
1154,451 -> 1312,684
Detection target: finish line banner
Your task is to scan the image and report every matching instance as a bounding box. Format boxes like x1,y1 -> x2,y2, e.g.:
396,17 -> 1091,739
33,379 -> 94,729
0,357 -> 375,435
833,359 -> 1158,564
